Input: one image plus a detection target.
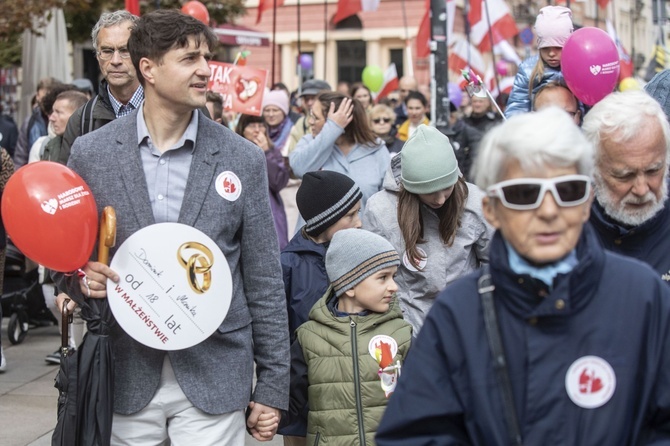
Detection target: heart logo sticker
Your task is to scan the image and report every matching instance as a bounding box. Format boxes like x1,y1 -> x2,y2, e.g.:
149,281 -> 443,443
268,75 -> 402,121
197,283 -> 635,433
41,198 -> 58,215
589,65 -> 602,75
565,355 -> 616,409
215,171 -> 242,202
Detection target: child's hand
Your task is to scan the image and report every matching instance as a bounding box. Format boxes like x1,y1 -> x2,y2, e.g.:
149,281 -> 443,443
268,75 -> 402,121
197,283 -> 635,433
247,401 -> 281,441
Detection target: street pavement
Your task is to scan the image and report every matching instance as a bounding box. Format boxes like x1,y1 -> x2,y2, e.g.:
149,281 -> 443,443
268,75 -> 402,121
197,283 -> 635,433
0,318 -> 283,446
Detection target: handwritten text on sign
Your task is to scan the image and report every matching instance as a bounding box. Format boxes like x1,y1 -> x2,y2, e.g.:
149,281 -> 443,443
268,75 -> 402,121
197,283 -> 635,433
108,223 -> 232,351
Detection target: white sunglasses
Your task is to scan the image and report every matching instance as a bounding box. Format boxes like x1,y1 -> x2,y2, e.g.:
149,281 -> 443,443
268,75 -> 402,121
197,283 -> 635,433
486,175 -> 591,210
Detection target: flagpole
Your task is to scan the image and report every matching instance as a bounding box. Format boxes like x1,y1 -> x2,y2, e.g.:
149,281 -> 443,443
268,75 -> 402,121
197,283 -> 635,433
400,0 -> 414,77
324,0 -> 328,78
272,0 -> 278,85
482,0 -> 501,94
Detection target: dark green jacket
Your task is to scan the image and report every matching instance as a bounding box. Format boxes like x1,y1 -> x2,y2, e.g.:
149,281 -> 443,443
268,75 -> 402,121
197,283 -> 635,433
295,287 -> 412,445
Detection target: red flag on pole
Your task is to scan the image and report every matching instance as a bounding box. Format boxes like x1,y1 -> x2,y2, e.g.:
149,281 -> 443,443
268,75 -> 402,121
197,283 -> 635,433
416,0 -> 431,58
333,0 -> 381,24
469,0 -> 518,53
125,0 -> 140,16
256,0 -> 285,24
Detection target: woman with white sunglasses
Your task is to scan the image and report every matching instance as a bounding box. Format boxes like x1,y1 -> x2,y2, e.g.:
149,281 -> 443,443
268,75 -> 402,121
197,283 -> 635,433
377,107 -> 670,445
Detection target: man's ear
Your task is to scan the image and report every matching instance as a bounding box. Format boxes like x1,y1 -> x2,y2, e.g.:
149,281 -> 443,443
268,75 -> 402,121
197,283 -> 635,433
139,57 -> 155,86
482,196 -> 501,229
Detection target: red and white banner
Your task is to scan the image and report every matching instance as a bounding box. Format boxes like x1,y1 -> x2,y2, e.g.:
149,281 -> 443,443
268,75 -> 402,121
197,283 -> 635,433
375,63 -> 400,101
334,0 -> 380,24
256,0 -> 285,24
469,0 -> 519,53
449,37 -> 486,88
484,64 -> 514,97
207,62 -> 268,116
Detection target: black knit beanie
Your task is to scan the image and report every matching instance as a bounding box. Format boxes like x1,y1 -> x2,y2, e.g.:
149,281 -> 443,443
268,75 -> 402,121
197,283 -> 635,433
297,171 -> 362,237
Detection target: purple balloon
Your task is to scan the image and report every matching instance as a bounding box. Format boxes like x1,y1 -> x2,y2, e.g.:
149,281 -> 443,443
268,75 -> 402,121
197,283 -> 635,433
447,82 -> 463,108
299,54 -> 313,71
561,27 -> 620,106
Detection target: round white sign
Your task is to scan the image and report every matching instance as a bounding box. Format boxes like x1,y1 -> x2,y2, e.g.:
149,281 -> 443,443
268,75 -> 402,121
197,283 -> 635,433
565,355 -> 616,409
108,223 -> 232,351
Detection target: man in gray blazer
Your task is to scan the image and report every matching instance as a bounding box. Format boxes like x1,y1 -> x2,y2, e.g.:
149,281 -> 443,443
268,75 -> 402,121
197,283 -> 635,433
56,10 -> 289,444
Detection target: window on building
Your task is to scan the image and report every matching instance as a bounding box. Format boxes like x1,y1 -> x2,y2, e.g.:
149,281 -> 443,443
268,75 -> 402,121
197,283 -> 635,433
337,40 -> 367,84
652,0 -> 668,24
390,49 -> 404,78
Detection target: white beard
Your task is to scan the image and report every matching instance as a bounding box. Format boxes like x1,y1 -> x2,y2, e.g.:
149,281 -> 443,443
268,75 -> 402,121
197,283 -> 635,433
594,171 -> 668,227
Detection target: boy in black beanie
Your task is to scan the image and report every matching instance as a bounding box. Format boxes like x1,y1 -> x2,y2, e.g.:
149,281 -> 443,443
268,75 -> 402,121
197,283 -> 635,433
279,170 -> 363,444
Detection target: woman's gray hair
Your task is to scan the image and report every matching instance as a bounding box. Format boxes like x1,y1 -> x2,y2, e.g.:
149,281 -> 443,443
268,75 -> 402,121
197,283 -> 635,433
91,10 -> 139,48
582,90 -> 670,164
473,107 -> 594,190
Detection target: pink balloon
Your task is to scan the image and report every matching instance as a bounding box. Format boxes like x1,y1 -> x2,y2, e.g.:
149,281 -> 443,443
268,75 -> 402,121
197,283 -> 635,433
496,60 -> 508,76
561,27 -> 620,106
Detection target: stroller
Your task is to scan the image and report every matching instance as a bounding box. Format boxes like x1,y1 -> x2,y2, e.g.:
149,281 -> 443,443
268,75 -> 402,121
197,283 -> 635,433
1,239 -> 56,344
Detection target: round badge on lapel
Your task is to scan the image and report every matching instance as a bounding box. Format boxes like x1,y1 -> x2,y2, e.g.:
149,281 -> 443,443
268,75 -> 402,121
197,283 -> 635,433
215,171 -> 242,202
565,355 -> 616,409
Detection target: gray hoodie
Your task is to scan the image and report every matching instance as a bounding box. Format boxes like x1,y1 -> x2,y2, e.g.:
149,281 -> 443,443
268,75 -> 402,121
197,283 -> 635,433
362,156 -> 493,335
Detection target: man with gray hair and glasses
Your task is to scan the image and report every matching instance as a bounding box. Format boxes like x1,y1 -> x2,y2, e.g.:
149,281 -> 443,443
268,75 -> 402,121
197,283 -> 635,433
56,10 -> 144,164
583,89 -> 670,281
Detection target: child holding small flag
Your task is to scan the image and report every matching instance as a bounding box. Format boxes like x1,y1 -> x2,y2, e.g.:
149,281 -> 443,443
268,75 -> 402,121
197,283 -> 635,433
280,228 -> 412,446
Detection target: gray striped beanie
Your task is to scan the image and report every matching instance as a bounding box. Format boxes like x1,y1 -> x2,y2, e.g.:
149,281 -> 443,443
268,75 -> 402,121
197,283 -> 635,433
326,229 -> 400,297
297,171 -> 362,237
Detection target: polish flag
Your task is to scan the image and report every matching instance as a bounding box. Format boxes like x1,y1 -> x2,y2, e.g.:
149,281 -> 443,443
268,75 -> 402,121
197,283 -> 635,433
606,20 -> 634,80
375,63 -> 400,101
469,0 -> 519,53
334,0 -> 380,24
449,37 -> 487,88
416,0 -> 455,58
125,0 -> 140,16
468,0 -> 483,28
256,0 -> 285,24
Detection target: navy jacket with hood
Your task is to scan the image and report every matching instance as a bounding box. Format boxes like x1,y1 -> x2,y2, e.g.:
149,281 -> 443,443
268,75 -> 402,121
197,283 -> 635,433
280,229 -> 329,340
377,227 -> 670,445
589,197 -> 670,283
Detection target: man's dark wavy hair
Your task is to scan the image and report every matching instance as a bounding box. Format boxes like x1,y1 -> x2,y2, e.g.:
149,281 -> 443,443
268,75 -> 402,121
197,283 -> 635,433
128,9 -> 218,86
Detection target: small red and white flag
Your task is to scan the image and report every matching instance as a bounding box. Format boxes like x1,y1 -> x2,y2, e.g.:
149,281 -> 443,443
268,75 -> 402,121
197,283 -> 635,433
256,0 -> 285,24
469,0 -> 519,53
334,0 -> 380,24
374,63 -> 400,101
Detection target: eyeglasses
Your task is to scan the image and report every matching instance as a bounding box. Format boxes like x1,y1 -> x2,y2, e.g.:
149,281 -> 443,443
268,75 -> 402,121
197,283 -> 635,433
372,117 -> 392,124
97,48 -> 131,60
486,175 -> 591,210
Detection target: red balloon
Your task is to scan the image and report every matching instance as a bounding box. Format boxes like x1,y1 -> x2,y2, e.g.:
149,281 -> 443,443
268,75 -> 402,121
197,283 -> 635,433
561,27 -> 620,106
181,1 -> 210,25
1,162 -> 98,272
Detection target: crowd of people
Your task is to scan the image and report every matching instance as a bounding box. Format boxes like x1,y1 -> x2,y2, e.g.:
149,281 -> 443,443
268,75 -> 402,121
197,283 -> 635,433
0,4 -> 669,446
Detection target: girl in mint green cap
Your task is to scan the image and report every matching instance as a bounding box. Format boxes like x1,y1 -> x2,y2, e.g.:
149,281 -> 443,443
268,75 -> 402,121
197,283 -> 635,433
362,124 -> 493,335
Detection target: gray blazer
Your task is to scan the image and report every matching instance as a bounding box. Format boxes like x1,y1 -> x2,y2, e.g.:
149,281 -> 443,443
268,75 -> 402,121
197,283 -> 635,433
58,110 -> 290,415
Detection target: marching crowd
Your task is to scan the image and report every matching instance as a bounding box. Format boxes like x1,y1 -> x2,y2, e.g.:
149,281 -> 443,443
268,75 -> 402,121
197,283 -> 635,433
0,4 -> 670,446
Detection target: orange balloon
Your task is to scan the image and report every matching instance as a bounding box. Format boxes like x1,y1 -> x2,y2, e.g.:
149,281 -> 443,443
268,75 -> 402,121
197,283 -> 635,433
1,162 -> 99,272
181,1 -> 210,25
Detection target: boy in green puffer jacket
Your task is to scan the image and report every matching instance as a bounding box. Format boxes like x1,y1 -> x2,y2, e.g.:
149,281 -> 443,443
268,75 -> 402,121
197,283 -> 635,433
281,228 -> 412,446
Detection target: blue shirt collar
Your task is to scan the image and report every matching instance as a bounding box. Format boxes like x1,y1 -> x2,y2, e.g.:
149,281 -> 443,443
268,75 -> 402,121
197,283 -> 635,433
136,102 -> 198,152
506,241 -> 578,288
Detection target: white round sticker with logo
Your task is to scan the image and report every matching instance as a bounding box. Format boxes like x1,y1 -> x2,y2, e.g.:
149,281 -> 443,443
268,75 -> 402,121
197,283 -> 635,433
565,355 -> 616,409
108,223 -> 232,351
215,171 -> 242,202
368,335 -> 398,364
402,247 -> 427,272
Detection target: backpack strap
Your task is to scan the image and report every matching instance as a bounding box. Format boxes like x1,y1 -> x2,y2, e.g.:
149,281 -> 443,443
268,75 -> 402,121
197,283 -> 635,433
80,96 -> 99,136
478,266 -> 523,446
